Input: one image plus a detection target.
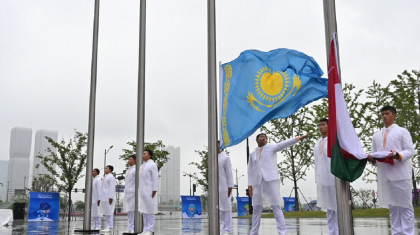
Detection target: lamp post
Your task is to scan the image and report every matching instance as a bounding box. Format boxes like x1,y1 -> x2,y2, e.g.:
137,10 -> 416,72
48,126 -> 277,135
103,146 -> 113,176
232,169 -> 244,197
182,172 -> 193,196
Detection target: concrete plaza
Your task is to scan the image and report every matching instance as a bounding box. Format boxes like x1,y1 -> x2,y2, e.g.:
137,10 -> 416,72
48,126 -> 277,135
1,212 -> 419,234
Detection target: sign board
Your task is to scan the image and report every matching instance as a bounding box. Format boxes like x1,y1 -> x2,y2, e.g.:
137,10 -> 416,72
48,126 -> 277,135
283,197 -> 296,212
116,185 -> 125,193
181,196 -> 202,218
28,192 -> 60,222
236,197 -> 250,216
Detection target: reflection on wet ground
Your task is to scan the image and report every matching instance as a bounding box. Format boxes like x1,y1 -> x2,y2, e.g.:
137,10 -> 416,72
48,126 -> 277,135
1,212 -> 418,234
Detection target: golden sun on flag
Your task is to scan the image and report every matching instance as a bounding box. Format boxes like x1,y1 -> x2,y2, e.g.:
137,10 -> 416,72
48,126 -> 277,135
254,66 -> 290,102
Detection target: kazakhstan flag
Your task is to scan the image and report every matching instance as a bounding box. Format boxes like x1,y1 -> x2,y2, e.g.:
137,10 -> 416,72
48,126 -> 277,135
220,48 -> 328,149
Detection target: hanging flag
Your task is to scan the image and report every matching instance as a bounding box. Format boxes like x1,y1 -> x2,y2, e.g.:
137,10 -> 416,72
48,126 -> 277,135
327,34 -> 392,181
220,48 -> 328,149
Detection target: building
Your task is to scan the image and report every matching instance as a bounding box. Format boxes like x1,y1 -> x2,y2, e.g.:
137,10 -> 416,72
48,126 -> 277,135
0,160 -> 9,202
32,129 -> 58,177
160,146 -> 180,205
7,127 -> 32,201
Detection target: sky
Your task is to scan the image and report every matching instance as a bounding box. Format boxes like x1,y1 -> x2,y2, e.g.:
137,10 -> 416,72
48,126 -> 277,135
1,0 -> 419,203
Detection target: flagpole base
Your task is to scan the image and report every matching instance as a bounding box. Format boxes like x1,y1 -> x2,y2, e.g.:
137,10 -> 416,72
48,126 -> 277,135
74,229 -> 100,233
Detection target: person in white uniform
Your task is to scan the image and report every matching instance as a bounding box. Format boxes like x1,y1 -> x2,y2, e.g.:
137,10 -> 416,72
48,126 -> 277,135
124,155 -> 136,233
92,168 -> 102,230
368,106 -> 417,235
139,150 -> 158,235
248,132 -> 308,235
100,165 -> 116,233
218,141 -> 234,235
313,118 -> 338,235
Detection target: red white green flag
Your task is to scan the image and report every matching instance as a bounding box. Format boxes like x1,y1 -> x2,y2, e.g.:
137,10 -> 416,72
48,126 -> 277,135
327,34 -> 368,182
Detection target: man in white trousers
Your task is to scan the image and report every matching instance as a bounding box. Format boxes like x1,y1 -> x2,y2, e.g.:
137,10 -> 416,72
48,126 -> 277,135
100,165 -> 116,233
139,150 -> 159,235
218,141 -> 234,235
313,118 -> 338,235
124,155 -> 136,233
369,106 -> 417,235
248,133 -> 308,235
92,168 -> 102,230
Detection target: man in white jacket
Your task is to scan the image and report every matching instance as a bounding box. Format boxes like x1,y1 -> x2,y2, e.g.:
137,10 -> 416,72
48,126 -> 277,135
139,150 -> 159,235
92,168 -> 102,230
124,155 -> 136,233
100,165 -> 116,233
218,141 -> 234,235
313,118 -> 338,235
369,106 -> 417,235
248,133 -> 308,235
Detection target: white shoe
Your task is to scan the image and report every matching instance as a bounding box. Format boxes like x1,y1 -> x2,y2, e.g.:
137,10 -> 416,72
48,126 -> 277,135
93,227 -> 100,230
124,230 -> 134,233
100,228 -> 112,232
144,231 -> 153,235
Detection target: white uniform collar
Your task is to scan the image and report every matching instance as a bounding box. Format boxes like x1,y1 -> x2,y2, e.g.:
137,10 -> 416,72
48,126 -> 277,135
383,123 -> 397,131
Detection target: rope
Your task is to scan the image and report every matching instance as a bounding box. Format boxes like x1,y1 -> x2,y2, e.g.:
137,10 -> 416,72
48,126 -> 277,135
297,187 -> 314,211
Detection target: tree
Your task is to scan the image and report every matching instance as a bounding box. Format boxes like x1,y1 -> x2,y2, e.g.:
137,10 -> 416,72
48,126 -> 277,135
188,147 -> 209,195
74,200 -> 85,212
28,175 -> 55,192
350,187 -> 373,209
119,140 -> 170,171
35,130 -> 87,222
260,107 -> 314,211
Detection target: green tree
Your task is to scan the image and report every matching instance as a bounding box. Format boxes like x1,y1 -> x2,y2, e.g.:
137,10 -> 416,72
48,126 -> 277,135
28,175 -> 55,192
74,200 -> 85,212
119,140 -> 170,171
188,147 -> 209,195
260,107 -> 314,211
35,130 -> 87,221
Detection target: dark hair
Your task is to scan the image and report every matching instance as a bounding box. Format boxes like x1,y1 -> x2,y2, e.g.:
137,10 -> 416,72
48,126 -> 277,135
256,133 -> 267,140
93,168 -> 100,175
145,149 -> 154,159
128,154 -> 136,161
319,118 -> 328,124
106,165 -> 114,172
381,106 -> 397,114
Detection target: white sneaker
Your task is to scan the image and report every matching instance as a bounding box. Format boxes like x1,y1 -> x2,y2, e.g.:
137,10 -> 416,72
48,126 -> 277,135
100,228 -> 112,232
124,230 -> 134,233
144,231 -> 153,235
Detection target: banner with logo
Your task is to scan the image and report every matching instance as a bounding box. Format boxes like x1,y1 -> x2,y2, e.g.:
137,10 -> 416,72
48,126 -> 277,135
28,192 -> 60,222
283,197 -> 296,212
236,197 -> 250,216
181,196 -> 202,218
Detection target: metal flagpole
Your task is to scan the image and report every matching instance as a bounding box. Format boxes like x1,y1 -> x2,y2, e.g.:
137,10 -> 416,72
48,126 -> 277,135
323,1 -> 354,234
134,0 -> 146,233
79,0 -> 100,232
207,0 -> 220,234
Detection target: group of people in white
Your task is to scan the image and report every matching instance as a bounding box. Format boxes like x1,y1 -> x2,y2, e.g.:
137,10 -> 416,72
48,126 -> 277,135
91,149 -> 158,235
90,105 -> 416,235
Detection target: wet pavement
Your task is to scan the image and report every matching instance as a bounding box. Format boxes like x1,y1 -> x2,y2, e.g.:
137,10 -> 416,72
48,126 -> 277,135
1,213 -> 419,234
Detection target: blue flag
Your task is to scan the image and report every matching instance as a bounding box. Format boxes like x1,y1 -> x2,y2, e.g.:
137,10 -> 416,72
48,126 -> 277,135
220,48 -> 328,149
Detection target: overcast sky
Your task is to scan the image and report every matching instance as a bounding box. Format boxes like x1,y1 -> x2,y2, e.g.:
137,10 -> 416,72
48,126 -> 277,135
1,0 -> 419,202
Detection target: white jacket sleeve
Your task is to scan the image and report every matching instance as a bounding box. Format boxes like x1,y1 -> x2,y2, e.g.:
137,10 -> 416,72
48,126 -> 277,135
247,152 -> 254,187
152,163 -> 159,192
109,177 -> 116,199
272,138 -> 298,152
400,129 -> 417,161
225,157 -> 234,188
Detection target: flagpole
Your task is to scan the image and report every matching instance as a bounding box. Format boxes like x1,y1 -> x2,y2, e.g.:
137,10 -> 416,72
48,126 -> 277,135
134,0 -> 146,233
207,0 -> 220,234
323,1 -> 354,234
79,0 -> 100,232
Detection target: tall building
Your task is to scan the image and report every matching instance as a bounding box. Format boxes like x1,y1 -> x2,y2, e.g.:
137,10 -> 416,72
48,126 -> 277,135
0,160 -> 9,202
32,129 -> 58,177
160,146 -> 180,205
7,127 -> 32,201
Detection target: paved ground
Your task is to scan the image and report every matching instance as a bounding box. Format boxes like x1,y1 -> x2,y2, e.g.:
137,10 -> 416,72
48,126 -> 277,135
1,214 -> 420,234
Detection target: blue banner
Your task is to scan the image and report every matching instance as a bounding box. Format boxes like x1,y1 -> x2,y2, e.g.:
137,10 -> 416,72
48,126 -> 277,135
283,197 -> 296,212
181,196 -> 202,218
220,48 -> 328,149
28,192 -> 60,222
236,197 -> 250,216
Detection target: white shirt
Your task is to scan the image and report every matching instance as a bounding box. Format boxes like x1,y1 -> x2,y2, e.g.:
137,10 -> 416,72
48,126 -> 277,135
218,152 -> 234,193
248,138 -> 298,186
139,159 -> 159,214
92,175 -> 102,203
372,124 -> 417,181
314,137 -> 335,186
124,165 -> 136,197
101,173 -> 116,201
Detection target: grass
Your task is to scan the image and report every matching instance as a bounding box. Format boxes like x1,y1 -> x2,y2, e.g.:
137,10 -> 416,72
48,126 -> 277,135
238,207 -> 420,218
